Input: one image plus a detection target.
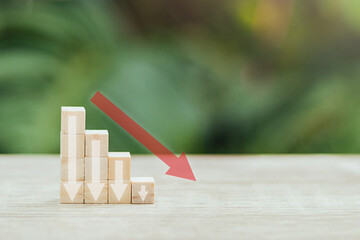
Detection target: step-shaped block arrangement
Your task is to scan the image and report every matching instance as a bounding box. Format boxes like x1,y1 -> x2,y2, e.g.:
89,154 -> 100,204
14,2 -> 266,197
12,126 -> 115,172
60,106 -> 155,204
60,107 -> 85,204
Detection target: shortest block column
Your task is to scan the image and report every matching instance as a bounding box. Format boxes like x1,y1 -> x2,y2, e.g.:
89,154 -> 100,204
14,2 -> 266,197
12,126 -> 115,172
131,177 -> 155,204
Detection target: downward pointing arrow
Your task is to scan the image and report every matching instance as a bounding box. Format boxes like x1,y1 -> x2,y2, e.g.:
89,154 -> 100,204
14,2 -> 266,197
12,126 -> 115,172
87,138 -> 105,201
63,182 -> 82,201
138,185 -> 148,202
63,115 -> 82,201
110,182 -> 128,200
91,91 -> 196,181
87,182 -> 105,201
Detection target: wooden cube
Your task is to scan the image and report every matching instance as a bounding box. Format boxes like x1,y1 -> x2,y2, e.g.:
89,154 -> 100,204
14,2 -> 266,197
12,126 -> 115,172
108,180 -> 131,204
108,152 -> 131,180
61,107 -> 85,135
60,181 -> 84,204
85,181 -> 108,203
131,177 -> 155,204
85,130 -> 108,157
61,157 -> 84,181
60,134 -> 85,158
85,157 -> 108,181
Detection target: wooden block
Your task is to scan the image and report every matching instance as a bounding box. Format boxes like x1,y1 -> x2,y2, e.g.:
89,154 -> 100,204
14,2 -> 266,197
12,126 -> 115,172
85,130 -> 108,157
85,181 -> 108,204
60,134 -> 85,158
61,157 -> 85,181
131,177 -> 155,204
108,152 -> 131,180
108,180 -> 131,204
85,157 -> 108,181
60,181 -> 84,204
61,107 -> 85,135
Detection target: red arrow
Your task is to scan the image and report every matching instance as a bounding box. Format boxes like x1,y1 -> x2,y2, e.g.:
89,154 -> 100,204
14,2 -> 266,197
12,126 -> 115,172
90,91 -> 196,181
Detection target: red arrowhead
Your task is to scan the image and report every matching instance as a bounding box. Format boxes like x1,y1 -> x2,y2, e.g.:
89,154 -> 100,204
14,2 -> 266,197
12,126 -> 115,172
91,92 -> 197,181
165,153 -> 196,181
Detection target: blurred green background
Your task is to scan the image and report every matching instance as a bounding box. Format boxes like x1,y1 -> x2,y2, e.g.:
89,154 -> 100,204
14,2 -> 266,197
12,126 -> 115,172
1,0 -> 360,154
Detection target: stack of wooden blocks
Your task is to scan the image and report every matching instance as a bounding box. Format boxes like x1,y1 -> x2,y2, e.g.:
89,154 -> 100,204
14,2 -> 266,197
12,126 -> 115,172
60,106 -> 155,204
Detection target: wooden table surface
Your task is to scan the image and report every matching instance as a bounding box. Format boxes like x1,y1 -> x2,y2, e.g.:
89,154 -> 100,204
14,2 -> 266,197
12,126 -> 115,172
0,154 -> 360,239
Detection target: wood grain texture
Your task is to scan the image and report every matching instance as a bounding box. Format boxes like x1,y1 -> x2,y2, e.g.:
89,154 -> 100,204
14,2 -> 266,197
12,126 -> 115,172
60,181 -> 84,204
85,157 -> 108,181
1,155 -> 360,240
60,134 -> 85,158
85,130 -> 108,157
84,180 -> 108,204
131,177 -> 155,204
108,180 -> 131,204
61,107 -> 85,135
108,152 -> 131,180
61,157 -> 84,181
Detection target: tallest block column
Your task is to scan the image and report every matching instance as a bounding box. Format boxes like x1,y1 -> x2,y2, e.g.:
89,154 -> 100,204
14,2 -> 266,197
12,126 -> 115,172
60,107 -> 86,203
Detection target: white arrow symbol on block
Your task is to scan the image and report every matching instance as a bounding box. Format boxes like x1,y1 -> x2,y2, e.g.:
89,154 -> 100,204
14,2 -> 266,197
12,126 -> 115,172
63,115 -> 82,201
110,160 -> 127,201
64,182 -> 82,201
87,182 -> 105,201
110,181 -> 128,200
64,158 -> 81,201
138,185 -> 148,202
87,140 -> 105,201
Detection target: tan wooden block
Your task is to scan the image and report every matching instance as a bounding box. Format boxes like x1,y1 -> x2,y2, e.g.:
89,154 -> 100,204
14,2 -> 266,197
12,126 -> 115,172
85,157 -> 108,181
85,180 -> 108,204
108,180 -> 131,204
60,134 -> 85,158
131,177 -> 155,204
61,107 -> 85,135
61,157 -> 84,181
108,152 -> 131,180
85,130 -> 108,157
60,181 -> 84,204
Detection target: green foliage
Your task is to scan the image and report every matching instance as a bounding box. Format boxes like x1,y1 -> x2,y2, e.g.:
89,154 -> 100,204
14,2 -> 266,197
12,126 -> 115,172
0,0 -> 359,153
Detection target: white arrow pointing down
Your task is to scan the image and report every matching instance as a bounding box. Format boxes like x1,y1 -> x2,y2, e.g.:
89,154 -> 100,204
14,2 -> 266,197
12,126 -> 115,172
110,181 -> 128,200
63,182 -> 82,201
87,182 -> 105,201
64,116 -> 81,201
87,140 -> 105,201
138,185 -> 148,202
